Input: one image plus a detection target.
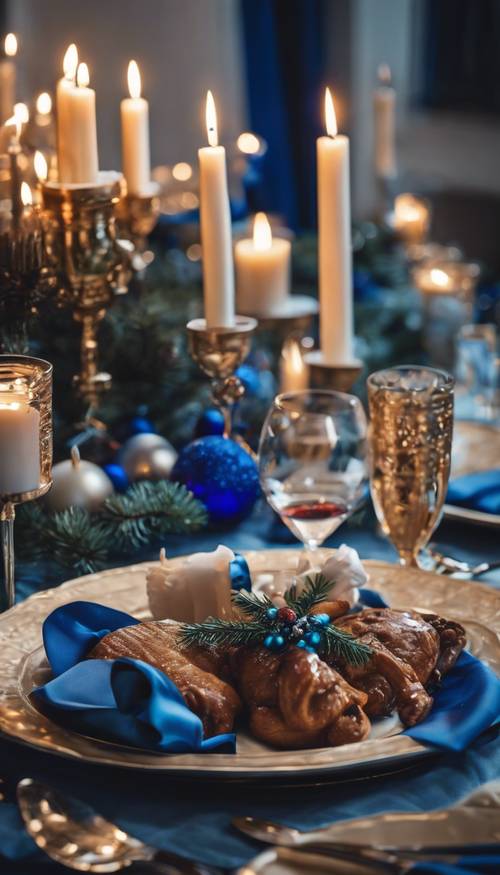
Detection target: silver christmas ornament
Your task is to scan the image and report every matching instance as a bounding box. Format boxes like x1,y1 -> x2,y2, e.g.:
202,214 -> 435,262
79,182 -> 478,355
120,433 -> 178,482
46,446 -> 114,512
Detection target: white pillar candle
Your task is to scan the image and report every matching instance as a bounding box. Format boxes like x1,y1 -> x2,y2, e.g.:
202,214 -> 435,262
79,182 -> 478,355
198,90 -> 234,327
235,212 -> 291,316
317,88 -> 354,365
373,63 -> 396,179
57,58 -> 99,185
0,386 -> 40,495
280,336 -> 309,393
0,33 -> 17,124
121,60 -> 151,195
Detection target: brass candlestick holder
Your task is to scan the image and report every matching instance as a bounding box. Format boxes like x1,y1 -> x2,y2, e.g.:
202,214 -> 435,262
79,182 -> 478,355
304,350 -> 363,393
0,355 -> 52,611
41,172 -> 131,413
116,180 -> 161,273
186,316 -> 257,439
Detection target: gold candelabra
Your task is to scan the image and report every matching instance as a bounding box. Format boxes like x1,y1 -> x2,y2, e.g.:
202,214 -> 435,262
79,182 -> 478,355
186,316 -> 257,440
40,172 -> 131,412
116,180 -> 161,272
304,350 -> 363,393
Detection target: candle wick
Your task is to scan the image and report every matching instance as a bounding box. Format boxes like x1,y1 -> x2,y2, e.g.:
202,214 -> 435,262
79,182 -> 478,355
70,444 -> 81,468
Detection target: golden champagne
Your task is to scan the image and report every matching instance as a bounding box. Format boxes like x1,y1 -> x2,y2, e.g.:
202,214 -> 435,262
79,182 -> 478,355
367,367 -> 454,566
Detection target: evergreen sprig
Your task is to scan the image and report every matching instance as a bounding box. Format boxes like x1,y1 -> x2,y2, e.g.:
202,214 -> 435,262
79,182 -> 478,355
322,625 -> 373,666
232,588 -> 276,622
179,619 -> 265,650
284,574 -> 335,615
16,480 -> 208,575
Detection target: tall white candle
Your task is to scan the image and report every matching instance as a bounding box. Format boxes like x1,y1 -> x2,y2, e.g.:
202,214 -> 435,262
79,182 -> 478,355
373,64 -> 396,179
198,90 -> 234,327
235,212 -> 291,316
56,44 -> 78,184
0,33 -> 17,124
0,386 -> 40,495
317,88 -> 353,364
57,58 -> 99,185
121,60 -> 151,195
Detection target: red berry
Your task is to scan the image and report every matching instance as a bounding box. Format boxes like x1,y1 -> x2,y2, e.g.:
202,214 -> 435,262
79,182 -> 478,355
277,606 -> 297,624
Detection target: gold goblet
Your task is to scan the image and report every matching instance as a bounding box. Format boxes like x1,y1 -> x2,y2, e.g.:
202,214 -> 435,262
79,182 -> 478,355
0,355 -> 52,611
186,316 -> 257,440
367,365 -> 454,567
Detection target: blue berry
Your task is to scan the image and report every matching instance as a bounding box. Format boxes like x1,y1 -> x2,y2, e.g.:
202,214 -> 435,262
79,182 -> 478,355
305,630 -> 321,647
309,613 -> 330,627
305,646 -> 317,654
266,607 -> 278,620
264,633 -> 285,651
295,639 -> 306,649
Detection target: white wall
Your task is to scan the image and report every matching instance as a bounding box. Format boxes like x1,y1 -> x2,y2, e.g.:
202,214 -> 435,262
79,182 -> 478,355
8,0 -> 247,170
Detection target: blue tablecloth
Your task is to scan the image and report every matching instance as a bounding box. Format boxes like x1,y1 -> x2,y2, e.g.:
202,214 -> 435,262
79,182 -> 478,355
1,501 -> 500,872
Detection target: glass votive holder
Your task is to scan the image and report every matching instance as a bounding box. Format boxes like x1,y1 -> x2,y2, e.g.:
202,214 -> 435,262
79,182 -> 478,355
392,193 -> 431,245
455,324 -> 498,422
412,261 -> 480,371
0,355 -> 52,611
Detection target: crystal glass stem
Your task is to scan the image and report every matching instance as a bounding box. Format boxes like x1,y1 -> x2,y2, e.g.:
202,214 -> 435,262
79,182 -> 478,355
0,503 -> 15,612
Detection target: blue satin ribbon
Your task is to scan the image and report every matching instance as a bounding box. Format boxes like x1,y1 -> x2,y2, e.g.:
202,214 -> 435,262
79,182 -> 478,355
229,553 -> 252,591
34,601 -> 235,754
447,470 -> 500,515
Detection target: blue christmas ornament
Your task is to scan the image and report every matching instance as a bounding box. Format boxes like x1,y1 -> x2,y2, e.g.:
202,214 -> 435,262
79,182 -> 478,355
266,607 -> 278,620
194,408 -> 225,438
236,364 -> 260,397
305,631 -> 322,647
102,463 -> 130,493
264,633 -> 285,651
309,613 -> 330,627
171,436 -> 260,524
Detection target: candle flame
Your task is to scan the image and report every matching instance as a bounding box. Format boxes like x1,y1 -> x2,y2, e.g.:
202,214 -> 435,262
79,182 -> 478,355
237,131 -> 260,154
205,90 -> 218,147
34,150 -> 48,182
36,92 -> 52,115
14,102 -> 28,124
253,212 -> 272,252
20,181 -> 32,206
430,268 -> 450,288
4,33 -> 17,57
377,63 -> 391,86
77,62 -> 89,88
324,87 -> 337,138
127,60 -> 141,99
63,43 -> 78,80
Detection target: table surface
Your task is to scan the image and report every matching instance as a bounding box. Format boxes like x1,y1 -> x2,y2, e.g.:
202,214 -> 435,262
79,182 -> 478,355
1,500 -> 499,873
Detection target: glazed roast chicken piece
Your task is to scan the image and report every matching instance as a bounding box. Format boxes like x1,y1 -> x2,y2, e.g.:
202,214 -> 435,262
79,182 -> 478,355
90,621 -> 241,738
232,646 -> 371,749
332,608 -> 466,725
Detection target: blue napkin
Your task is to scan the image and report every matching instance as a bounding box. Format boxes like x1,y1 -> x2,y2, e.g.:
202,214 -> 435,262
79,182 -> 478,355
410,859 -> 500,874
447,470 -> 500,515
32,601 -> 235,754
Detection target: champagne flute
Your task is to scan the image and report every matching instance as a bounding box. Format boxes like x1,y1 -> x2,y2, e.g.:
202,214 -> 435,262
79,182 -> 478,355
258,390 -> 368,555
367,366 -> 454,567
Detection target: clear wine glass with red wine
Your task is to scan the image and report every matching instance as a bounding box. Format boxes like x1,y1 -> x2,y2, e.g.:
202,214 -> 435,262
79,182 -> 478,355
259,390 -> 368,556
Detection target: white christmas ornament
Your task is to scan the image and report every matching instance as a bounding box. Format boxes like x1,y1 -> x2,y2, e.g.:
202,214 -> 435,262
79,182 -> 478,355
120,433 -> 178,482
46,446 -> 114,512
147,544 -> 236,622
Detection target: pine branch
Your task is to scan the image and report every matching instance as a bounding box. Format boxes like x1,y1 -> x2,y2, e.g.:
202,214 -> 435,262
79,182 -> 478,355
285,574 -> 334,616
179,619 -> 265,650
322,625 -> 372,666
232,588 -> 276,622
101,481 -> 208,549
45,507 -> 110,575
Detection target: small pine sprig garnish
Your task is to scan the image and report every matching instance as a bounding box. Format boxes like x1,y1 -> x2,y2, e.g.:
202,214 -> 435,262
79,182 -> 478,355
179,618 -> 265,650
232,588 -> 276,623
284,573 -> 334,616
321,624 -> 372,666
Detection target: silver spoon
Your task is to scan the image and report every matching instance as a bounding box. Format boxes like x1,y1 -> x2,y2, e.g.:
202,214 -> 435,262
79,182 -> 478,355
426,546 -> 500,577
17,778 -> 219,874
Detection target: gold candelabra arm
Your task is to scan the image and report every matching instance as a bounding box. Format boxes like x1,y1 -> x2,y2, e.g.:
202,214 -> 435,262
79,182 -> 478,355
115,181 -> 161,273
0,502 -> 15,612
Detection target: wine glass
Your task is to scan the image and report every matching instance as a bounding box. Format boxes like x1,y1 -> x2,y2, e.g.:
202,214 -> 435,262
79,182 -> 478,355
259,390 -> 368,555
367,366 -> 454,567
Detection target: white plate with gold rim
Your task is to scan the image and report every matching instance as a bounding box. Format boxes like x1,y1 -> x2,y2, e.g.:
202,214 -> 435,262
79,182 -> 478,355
0,550 -> 499,780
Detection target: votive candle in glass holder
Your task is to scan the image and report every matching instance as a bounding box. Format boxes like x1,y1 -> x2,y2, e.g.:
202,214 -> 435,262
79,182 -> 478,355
0,355 -> 52,611
393,193 -> 430,245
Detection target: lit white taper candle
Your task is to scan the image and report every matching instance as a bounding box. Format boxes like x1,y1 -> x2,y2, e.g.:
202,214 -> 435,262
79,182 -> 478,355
235,212 -> 291,316
198,90 -> 234,327
121,60 -> 151,194
56,43 -> 78,183
57,54 -> 99,184
373,63 -> 396,179
317,88 -> 353,364
0,33 -> 17,124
